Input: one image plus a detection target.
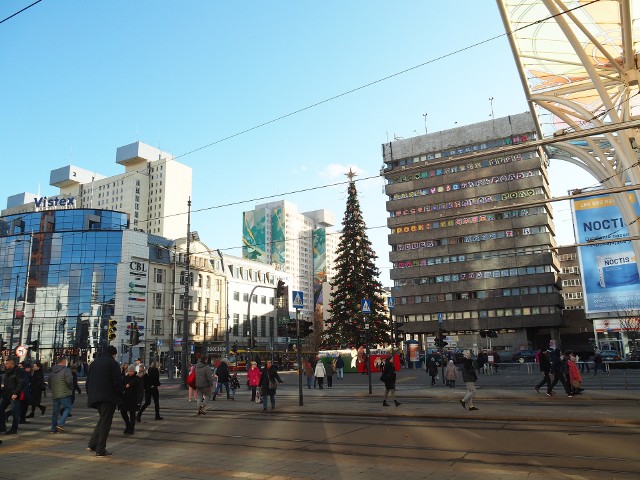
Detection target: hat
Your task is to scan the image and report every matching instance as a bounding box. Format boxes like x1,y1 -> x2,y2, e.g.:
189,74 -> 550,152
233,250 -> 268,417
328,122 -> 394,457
128,365 -> 136,372
448,360 -> 454,364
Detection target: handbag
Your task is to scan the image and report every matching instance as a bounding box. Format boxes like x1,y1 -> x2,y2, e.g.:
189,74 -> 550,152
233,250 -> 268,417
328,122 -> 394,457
255,390 -> 262,404
187,371 -> 196,389
268,376 -> 277,390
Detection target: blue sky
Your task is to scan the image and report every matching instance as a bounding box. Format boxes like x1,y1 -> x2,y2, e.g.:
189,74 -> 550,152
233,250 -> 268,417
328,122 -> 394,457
0,1 -> 598,285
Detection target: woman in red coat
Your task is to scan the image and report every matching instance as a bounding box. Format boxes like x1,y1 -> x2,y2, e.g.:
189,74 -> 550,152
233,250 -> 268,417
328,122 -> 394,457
247,361 -> 261,402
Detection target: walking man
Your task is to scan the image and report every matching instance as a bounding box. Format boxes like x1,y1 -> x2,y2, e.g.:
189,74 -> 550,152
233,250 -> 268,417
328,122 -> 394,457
86,345 -> 122,457
534,350 -> 551,394
0,357 -> 25,435
547,340 -> 572,397
335,355 -> 344,379
195,354 -> 214,415
137,362 -> 163,422
460,350 -> 479,411
49,356 -> 73,433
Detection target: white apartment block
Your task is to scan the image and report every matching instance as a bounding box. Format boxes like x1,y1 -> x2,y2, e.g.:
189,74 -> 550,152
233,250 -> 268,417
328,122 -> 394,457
2,141 -> 192,240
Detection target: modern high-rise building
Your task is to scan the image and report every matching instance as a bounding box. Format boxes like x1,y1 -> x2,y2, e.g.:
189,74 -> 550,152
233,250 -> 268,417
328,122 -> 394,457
382,113 -> 564,352
1,141 -> 192,239
241,200 -> 338,320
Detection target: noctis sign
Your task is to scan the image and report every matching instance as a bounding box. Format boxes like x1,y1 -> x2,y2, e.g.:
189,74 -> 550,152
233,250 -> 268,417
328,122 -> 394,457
34,196 -> 76,209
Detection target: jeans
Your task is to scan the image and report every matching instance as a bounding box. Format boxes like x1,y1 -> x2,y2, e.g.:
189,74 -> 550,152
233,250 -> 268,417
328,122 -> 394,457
306,376 -> 313,389
51,396 -> 72,431
0,397 -> 20,432
89,402 -> 117,455
317,377 -> 324,389
213,381 -> 229,398
262,392 -> 275,410
336,368 -> 344,379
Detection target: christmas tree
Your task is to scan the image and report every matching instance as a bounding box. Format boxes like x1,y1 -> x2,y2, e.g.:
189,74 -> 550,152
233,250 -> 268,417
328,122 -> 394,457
322,169 -> 391,349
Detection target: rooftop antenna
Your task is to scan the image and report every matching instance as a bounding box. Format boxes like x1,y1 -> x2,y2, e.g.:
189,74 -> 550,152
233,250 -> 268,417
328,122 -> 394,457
423,113 -> 428,134
489,97 -> 495,121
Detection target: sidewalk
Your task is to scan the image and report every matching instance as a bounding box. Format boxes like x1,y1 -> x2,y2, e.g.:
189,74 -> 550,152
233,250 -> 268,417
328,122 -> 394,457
154,366 -> 640,425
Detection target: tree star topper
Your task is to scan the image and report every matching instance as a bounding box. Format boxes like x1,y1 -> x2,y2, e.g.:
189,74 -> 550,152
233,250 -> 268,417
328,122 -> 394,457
345,168 -> 357,181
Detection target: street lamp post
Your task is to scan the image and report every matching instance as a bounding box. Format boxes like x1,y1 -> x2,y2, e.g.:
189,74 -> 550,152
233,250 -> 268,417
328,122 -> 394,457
216,249 -> 231,355
203,307 -> 208,360
180,198 -> 192,390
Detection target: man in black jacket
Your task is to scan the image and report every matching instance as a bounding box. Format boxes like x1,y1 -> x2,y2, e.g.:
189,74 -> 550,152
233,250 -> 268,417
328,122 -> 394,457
137,362 -> 163,421
86,346 -> 122,456
0,357 -> 25,435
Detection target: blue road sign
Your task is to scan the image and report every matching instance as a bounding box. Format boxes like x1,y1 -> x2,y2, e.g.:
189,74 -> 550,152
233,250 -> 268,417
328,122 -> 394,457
361,299 -> 371,314
387,297 -> 395,309
292,290 -> 304,309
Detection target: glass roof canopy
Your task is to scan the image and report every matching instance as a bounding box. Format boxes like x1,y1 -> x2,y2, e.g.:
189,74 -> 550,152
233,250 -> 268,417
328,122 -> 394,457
497,0 -> 640,261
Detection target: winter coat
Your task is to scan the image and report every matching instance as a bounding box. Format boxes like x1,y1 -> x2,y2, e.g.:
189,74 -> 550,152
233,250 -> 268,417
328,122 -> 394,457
444,363 -> 458,381
49,364 -> 73,400
215,361 -> 230,383
303,363 -> 314,378
426,359 -> 438,376
324,362 -> 334,377
380,358 -> 396,390
461,358 -> 477,383
194,361 -> 214,389
336,356 -> 344,369
247,366 -> 261,387
142,366 -> 162,392
87,352 -> 123,408
568,360 -> 582,385
121,373 -> 143,410
259,365 -> 282,395
539,352 -> 551,373
1,366 -> 25,400
29,368 -> 45,405
314,362 -> 326,378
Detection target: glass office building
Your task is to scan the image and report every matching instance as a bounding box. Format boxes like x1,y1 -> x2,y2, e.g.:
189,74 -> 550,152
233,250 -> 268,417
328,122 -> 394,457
0,209 -> 128,364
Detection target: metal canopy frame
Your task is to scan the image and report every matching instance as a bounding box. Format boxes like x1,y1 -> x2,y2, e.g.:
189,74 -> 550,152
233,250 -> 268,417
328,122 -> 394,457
497,0 -> 640,264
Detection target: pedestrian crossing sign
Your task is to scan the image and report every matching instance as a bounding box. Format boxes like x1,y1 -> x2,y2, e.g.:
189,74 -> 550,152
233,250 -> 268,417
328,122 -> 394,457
292,290 -> 304,309
361,299 -> 371,314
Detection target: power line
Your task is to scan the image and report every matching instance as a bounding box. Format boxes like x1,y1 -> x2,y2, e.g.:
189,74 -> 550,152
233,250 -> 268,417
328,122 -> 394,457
0,0 -> 43,25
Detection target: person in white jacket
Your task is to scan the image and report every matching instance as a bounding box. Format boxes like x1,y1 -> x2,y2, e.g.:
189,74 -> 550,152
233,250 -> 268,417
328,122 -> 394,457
314,360 -> 327,390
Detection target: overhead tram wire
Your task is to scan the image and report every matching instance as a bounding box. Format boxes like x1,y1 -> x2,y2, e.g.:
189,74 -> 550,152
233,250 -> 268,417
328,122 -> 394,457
0,0 -> 43,25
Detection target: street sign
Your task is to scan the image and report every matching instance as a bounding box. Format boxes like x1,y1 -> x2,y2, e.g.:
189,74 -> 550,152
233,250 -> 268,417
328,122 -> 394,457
292,290 -> 304,309
437,312 -> 444,322
387,297 -> 395,309
157,339 -> 163,346
15,345 -> 27,356
361,299 -> 371,314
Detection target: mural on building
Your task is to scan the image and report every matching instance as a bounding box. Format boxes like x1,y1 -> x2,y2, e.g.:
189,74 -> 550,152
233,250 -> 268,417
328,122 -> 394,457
242,209 -> 268,262
271,207 -> 285,265
313,228 -> 327,308
572,192 -> 640,313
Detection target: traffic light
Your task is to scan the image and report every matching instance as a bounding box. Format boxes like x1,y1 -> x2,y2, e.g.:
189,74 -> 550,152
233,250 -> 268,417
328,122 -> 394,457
28,340 -> 39,351
132,329 -> 142,346
108,319 -> 117,341
149,342 -> 157,357
286,319 -> 297,337
300,319 -> 313,338
394,321 -> 405,335
276,280 -> 285,298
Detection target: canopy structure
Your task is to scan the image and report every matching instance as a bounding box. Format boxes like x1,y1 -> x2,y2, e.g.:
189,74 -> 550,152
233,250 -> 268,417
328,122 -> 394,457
497,0 -> 640,262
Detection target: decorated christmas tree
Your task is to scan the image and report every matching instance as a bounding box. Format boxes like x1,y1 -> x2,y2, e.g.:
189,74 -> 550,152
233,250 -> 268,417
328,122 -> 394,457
322,169 -> 391,349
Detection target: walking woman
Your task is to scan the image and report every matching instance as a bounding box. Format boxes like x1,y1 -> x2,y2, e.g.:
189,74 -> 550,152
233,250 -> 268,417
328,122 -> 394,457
27,361 -> 46,417
120,365 -> 143,435
314,359 -> 326,390
259,360 -> 283,412
247,361 -> 261,402
460,350 -> 479,411
381,354 -> 401,407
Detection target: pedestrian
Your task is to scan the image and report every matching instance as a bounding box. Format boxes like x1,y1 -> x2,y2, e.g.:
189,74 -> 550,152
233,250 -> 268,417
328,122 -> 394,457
578,351 -> 591,373
381,354 -> 401,407
70,364 -> 82,405
259,359 -> 283,412
194,354 -> 214,415
86,345 -> 123,457
476,351 -> 486,374
0,357 -> 25,435
211,357 -> 231,400
120,363 -> 129,378
534,350 -> 551,393
325,359 -> 334,388
27,361 -> 46,418
460,350 -> 479,411
546,341 -> 572,397
593,349 -> 606,375
17,362 -> 32,425
187,363 -> 197,402
247,361 -> 261,402
229,372 -> 240,400
137,362 -> 163,422
314,359 -> 327,389
49,356 -> 74,433
335,355 -> 344,379
120,365 -> 143,435
134,358 -> 143,374
568,353 -> 583,395
492,350 -> 501,373
304,360 -> 314,389
426,357 -> 438,386
444,360 -> 457,388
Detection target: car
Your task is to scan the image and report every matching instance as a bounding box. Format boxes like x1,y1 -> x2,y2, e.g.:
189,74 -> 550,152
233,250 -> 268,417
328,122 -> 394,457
512,350 -> 537,363
599,349 -> 621,361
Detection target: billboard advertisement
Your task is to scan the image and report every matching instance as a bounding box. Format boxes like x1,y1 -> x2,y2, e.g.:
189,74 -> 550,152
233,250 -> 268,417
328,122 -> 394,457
572,192 -> 640,313
270,207 -> 285,265
242,209 -> 268,262
313,228 -> 327,308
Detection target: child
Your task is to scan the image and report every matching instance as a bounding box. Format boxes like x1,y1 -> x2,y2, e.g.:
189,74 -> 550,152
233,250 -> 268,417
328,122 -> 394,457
229,372 -> 240,400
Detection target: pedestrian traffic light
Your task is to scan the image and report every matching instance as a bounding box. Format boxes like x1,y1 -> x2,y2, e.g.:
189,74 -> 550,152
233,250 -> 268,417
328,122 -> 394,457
276,280 -> 285,298
300,319 -> 313,338
394,321 -> 405,334
28,340 -> 39,351
108,319 -> 117,341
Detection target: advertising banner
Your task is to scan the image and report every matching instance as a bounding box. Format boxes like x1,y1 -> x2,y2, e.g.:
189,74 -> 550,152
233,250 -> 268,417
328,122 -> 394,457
572,192 -> 640,313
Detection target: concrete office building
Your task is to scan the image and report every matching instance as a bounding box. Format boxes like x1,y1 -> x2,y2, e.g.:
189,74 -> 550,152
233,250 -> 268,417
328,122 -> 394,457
2,141 -> 192,240
241,200 -> 338,321
382,113 -> 564,353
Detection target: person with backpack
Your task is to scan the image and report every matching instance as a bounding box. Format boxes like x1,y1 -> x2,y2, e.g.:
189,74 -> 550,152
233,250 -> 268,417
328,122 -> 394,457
534,349 -> 551,393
